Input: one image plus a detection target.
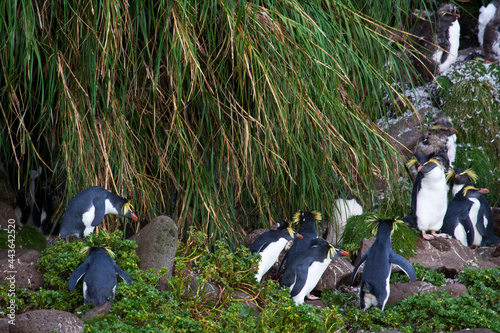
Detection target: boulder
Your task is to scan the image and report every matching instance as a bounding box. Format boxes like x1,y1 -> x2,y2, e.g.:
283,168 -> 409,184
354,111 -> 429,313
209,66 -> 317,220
314,257 -> 353,292
387,281 -> 468,306
0,249 -> 44,291
408,238 -> 497,277
0,202 -> 18,229
131,215 -> 178,280
10,309 -> 84,333
81,301 -> 113,319
233,290 -> 260,313
0,318 -> 9,333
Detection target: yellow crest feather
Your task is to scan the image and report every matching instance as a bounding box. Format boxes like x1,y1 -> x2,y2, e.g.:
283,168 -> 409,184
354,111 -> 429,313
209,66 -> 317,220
461,168 -> 478,183
426,158 -> 441,168
406,157 -> 418,169
462,185 -> 479,196
311,211 -> 322,221
445,168 -> 456,182
123,201 -> 134,214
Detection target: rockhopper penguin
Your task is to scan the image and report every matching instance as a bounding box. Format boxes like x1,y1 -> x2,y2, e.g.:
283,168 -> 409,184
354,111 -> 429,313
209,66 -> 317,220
406,153 -> 449,240
60,186 -> 138,238
249,221 -> 301,282
68,247 -> 133,306
280,237 -> 349,304
350,217 -> 416,311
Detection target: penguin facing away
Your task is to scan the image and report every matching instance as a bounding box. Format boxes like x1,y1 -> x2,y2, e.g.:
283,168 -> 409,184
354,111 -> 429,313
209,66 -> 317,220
441,185 -> 479,246
350,218 -> 416,311
328,195 -> 364,245
249,221 -> 301,282
68,247 -> 133,306
280,237 -> 349,304
60,186 -> 138,238
407,153 -> 449,240
478,1 -> 500,48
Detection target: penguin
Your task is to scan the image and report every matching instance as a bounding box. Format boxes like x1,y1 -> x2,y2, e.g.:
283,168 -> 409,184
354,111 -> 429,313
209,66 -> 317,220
408,3 -> 461,82
478,1 -> 500,48
327,193 -> 364,245
349,217 -> 416,311
60,186 -> 138,238
446,168 -> 500,245
280,237 -> 349,304
446,166 -> 478,197
275,210 -> 321,299
249,221 -> 301,282
441,185 -> 478,246
68,247 -> 133,306
482,3 -> 500,61
406,153 -> 449,240
415,115 -> 458,170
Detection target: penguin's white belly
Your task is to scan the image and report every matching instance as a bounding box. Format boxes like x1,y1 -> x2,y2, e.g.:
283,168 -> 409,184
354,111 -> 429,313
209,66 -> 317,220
292,258 -> 331,304
469,198 -> 482,246
82,206 -> 96,236
255,238 -> 288,282
454,223 -> 468,246
416,181 -> 448,231
83,282 -> 89,302
435,20 -> 460,74
105,199 -> 120,215
452,184 -> 464,197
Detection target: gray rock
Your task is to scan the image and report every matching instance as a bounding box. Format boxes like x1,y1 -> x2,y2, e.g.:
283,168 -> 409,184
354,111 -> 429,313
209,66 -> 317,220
0,202 -> 18,229
0,249 -> 44,291
233,290 -> 260,313
408,238 -> 497,277
314,257 -> 353,291
387,281 -> 468,306
0,318 -> 9,333
81,301 -> 113,319
131,215 -> 178,280
10,309 -> 84,333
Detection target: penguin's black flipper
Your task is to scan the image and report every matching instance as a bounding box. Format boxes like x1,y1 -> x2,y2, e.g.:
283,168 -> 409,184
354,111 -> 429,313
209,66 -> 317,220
459,213 -> 475,246
68,262 -> 89,291
389,250 -> 416,282
350,250 -> 369,286
91,196 -> 107,227
289,262 -> 310,298
114,264 -> 133,285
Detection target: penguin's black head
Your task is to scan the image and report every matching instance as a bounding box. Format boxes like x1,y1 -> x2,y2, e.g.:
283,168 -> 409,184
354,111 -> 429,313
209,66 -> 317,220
437,3 -> 460,22
446,166 -> 478,185
292,210 -> 322,225
121,200 -> 138,222
430,116 -> 458,137
309,238 -> 349,259
462,185 -> 489,199
368,216 -> 403,236
82,246 -> 115,258
417,157 -> 442,174
277,221 -> 297,239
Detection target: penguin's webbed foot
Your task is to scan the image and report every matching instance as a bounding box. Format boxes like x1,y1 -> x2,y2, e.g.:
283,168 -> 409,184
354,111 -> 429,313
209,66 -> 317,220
422,231 -> 434,240
306,293 -> 320,300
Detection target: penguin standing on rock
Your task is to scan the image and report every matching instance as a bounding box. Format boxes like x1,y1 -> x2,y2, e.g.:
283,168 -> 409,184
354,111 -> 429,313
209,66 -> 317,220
441,185 -> 479,246
68,247 -> 133,306
60,186 -> 138,238
249,221 -> 301,282
406,153 -> 449,240
408,4 -> 460,81
350,217 -> 416,311
280,237 -> 349,304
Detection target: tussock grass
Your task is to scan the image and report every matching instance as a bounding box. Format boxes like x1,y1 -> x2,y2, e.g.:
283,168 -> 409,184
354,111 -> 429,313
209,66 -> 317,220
1,0 -> 429,247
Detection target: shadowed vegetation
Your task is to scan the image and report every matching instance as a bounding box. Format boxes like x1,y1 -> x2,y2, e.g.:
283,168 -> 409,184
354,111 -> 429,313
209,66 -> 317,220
1,0 -> 428,247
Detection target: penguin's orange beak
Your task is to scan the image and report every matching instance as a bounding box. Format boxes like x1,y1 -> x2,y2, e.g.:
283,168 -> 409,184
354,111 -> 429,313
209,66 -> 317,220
130,212 -> 138,222
417,165 -> 423,172
295,233 -> 304,239
479,188 -> 489,194
451,128 -> 458,134
339,250 -> 349,257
